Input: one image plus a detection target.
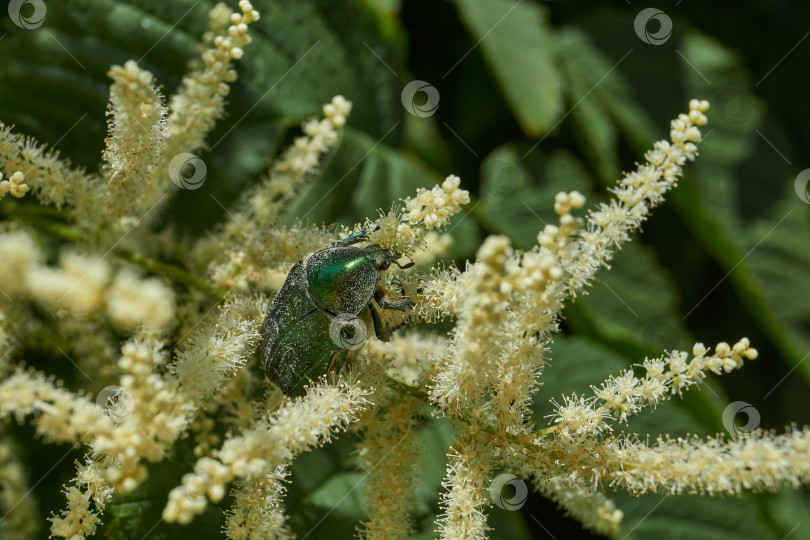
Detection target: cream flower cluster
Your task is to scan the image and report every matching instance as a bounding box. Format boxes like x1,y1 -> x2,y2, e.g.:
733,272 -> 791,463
436,435 -> 494,540
0,232 -> 176,332
363,331 -> 447,388
570,100 -> 709,294
538,190 -> 586,261
420,188 -> 583,325
0,123 -> 95,210
606,428 -> 810,495
404,175 -> 470,229
412,230 -> 453,265
0,371 -> 114,537
172,295 -> 266,404
92,340 -> 185,493
429,236 -> 513,414
369,174 -> 470,255
552,339 -> 758,436
0,171 -> 29,200
425,191 -> 589,424
1,294 -> 268,537
247,95 -> 352,226
64,294 -> 264,516
0,436 -> 40,539
164,1 -> 259,158
100,60 -> 167,223
0,4 -> 259,235
0,368 -> 113,444
357,396 -> 421,539
225,469 -> 292,540
50,461 -> 113,539
104,61 -> 166,182
163,377 -> 371,525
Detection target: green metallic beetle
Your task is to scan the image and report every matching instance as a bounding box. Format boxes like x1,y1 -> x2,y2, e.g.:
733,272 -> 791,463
260,230 -> 414,396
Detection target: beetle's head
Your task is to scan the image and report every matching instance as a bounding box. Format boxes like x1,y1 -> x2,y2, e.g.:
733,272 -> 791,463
365,245 -> 414,272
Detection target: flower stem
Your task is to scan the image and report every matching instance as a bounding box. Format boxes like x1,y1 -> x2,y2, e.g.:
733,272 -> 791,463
114,248 -> 228,297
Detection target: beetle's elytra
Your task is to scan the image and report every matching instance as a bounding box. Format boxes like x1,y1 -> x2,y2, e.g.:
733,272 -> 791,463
260,231 -> 413,396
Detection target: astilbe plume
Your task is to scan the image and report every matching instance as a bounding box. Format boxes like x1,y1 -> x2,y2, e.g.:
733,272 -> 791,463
0,2 -> 809,540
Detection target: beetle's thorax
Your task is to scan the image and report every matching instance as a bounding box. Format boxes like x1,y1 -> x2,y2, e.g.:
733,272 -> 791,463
304,246 -> 380,317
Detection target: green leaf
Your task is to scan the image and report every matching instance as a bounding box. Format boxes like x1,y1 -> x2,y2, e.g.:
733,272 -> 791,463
540,25 -> 810,538
284,126 -> 433,226
286,435 -> 366,536
765,487 -> 810,540
452,0 -> 563,136
290,472 -> 366,537
409,418 -> 455,539
555,23 -> 810,384
745,198 -> 810,373
554,30 -> 620,184
676,29 -> 810,383
617,493 -> 771,540
161,123 -> 283,232
412,418 -> 456,516
573,25 -> 810,388
551,27 -> 659,153
488,505 -> 532,540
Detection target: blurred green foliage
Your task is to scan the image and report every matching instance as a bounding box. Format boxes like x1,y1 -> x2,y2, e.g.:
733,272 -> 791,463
1,0 -> 809,538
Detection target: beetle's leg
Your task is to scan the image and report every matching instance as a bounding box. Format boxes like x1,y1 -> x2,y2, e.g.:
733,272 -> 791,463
332,229 -> 368,247
374,284 -> 414,311
390,280 -> 408,297
327,349 -> 348,374
368,301 -> 391,341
